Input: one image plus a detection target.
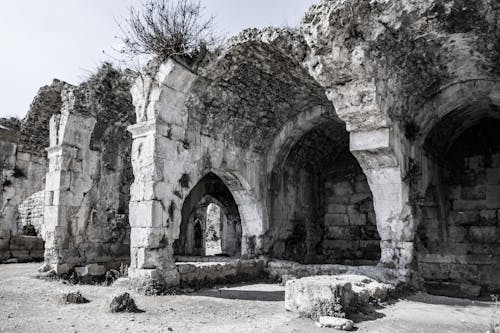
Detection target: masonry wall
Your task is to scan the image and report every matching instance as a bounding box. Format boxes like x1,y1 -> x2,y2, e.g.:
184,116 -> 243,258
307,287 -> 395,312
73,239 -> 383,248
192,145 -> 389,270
0,81 -> 65,262
418,152 -> 500,297
270,166 -> 317,262
322,157 -> 380,265
44,65 -> 135,273
417,118 -> 500,297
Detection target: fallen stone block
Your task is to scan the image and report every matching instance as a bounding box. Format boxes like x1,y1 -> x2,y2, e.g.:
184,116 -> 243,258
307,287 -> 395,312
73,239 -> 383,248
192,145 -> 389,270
285,274 -> 393,318
112,277 -> 130,288
317,316 -> 354,330
109,293 -> 143,313
62,291 -> 90,304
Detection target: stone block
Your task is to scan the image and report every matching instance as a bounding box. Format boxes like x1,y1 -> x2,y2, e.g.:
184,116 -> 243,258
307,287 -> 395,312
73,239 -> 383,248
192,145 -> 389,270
486,185 -> 500,209
129,200 -> 168,228
9,236 -> 44,251
354,178 -> 370,193
459,283 -> 481,298
448,226 -> 467,242
333,181 -> 354,197
326,226 -> 348,240
450,211 -> 480,225
468,226 -> 498,243
447,185 -> 461,200
349,193 -> 371,204
449,263 -> 479,281
285,275 -> 393,317
130,227 -> 168,249
478,264 -> 500,289
479,210 -> 497,225
461,186 -> 486,200
327,203 -> 346,214
418,263 -> 450,280
322,240 -> 352,251
486,168 -> 500,185
74,266 -> 89,277
491,154 -> 500,168
325,213 -> 349,226
348,212 -> 367,226
317,317 -> 354,330
87,263 -> 107,276
131,247 -> 172,270
29,250 -> 44,259
9,250 -> 31,262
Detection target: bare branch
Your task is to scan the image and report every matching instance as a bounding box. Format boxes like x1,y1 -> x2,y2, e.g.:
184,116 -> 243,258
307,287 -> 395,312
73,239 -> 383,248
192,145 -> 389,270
116,0 -> 221,65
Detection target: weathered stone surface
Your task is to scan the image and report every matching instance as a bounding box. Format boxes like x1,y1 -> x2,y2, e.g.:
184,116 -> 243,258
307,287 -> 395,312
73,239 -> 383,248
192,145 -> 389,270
1,0 -> 496,302
318,316 -> 354,330
109,293 -> 142,313
62,291 -> 90,304
285,275 -> 393,317
176,259 -> 264,287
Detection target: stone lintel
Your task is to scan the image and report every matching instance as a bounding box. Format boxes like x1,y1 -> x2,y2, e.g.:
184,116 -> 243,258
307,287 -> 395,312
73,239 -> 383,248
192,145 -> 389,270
128,120 -> 184,140
350,128 -> 391,152
45,144 -> 78,157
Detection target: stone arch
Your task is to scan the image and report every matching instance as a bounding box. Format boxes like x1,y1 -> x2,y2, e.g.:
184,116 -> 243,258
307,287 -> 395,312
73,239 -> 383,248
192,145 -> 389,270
266,108 -> 380,265
413,79 -> 500,298
415,79 -> 500,148
175,169 -> 262,257
197,195 -> 238,256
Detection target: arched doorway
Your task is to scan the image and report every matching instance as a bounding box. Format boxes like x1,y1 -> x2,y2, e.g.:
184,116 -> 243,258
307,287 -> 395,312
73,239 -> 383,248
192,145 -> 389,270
417,103 -> 500,297
268,120 -> 380,265
174,173 -> 242,257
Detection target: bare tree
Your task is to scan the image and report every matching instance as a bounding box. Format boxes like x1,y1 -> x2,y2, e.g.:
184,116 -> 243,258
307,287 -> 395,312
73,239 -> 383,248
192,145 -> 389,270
117,0 -> 219,63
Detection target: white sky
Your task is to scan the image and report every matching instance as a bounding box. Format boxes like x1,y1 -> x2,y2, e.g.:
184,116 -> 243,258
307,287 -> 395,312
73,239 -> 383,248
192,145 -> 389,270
0,0 -> 317,119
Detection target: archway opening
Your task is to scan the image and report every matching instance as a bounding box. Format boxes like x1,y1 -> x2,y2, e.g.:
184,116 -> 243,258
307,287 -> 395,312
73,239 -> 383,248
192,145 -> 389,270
269,121 -> 380,265
418,106 -> 500,298
174,173 -> 242,258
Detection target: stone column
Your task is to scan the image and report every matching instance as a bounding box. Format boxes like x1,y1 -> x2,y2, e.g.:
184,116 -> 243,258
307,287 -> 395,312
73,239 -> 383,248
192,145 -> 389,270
43,112 -> 96,274
128,59 -> 198,291
350,127 -> 415,269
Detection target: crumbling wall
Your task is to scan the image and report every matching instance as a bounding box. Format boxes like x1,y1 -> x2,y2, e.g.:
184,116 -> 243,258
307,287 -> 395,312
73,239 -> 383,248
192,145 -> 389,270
0,80 -> 65,262
44,64 -> 135,274
125,0 -> 499,292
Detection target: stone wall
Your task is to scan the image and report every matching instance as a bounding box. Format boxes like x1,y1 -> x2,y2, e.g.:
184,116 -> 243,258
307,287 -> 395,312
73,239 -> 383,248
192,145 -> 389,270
417,119 -> 500,297
36,0 -> 496,297
322,169 -> 380,265
17,190 -> 45,236
0,80 -> 65,262
268,119 -> 379,265
43,64 -> 135,273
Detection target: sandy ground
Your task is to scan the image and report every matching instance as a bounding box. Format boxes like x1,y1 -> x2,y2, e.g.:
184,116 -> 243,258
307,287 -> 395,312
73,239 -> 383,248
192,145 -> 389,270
0,263 -> 496,333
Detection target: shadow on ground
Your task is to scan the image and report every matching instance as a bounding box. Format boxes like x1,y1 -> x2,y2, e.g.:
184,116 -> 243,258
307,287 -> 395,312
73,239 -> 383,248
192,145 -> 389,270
404,292 -> 494,308
194,287 -> 285,302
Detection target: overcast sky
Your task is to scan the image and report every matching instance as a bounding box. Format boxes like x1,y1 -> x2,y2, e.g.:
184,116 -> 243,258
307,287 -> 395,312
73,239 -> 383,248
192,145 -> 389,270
0,1 -> 316,119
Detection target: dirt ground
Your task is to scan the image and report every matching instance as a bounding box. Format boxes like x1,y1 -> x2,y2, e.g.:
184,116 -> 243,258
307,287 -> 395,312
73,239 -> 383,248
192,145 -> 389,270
0,263 -> 495,333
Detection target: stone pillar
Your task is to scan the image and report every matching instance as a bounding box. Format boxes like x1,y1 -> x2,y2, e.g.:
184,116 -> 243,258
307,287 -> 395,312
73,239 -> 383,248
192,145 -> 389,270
350,128 -> 415,269
43,112 -> 96,274
128,59 -> 198,291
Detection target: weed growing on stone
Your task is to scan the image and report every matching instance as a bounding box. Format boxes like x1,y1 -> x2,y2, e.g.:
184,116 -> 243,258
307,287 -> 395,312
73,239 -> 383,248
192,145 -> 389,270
302,297 -> 346,321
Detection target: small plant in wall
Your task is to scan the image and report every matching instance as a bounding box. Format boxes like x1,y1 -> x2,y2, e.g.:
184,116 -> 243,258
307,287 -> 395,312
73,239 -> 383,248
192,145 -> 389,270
116,0 -> 221,66
403,158 -> 422,185
302,297 -> 346,321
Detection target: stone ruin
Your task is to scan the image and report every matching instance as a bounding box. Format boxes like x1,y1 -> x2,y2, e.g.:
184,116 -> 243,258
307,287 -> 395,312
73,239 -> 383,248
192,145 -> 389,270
0,0 -> 499,302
